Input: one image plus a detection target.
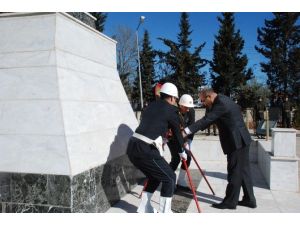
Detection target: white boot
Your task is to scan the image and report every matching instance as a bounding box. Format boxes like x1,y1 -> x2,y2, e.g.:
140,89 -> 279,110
137,191 -> 157,213
159,196 -> 173,213
177,169 -> 189,187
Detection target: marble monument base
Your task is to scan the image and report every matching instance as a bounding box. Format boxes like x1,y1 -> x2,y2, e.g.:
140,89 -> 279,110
0,155 -> 144,213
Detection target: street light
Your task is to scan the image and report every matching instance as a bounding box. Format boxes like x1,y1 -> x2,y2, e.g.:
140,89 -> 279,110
136,16 -> 145,110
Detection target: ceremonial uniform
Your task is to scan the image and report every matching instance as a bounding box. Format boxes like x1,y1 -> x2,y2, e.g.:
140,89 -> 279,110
168,108 -> 195,171
254,100 -> 265,122
206,106 -> 217,135
282,99 -> 292,128
127,99 -> 185,197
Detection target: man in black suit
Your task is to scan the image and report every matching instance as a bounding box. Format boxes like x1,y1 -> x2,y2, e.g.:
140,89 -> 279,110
183,88 -> 256,209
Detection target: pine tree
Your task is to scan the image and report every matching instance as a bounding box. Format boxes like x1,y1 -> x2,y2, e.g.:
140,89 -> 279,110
255,13 -> 300,103
237,79 -> 271,109
90,12 -> 107,32
132,30 -> 156,104
211,13 -> 253,97
157,12 -> 207,96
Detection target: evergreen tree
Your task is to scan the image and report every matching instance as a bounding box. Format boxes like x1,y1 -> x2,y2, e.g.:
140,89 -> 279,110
132,30 -> 156,104
90,12 -> 107,32
290,48 -> 300,104
237,79 -> 271,109
157,12 -> 207,96
211,12 -> 253,97
255,13 -> 300,103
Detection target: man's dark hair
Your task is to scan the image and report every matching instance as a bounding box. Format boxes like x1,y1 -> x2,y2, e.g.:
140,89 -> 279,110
199,87 -> 215,96
160,92 -> 171,100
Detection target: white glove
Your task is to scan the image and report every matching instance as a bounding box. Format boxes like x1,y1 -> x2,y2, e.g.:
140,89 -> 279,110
179,151 -> 187,160
183,142 -> 190,152
182,130 -> 187,138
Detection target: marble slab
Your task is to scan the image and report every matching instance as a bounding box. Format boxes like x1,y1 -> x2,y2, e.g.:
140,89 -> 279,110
0,154 -> 143,213
0,13 -> 137,177
271,128 -> 297,157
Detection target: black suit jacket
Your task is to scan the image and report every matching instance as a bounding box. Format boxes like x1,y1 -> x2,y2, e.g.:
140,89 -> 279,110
188,94 -> 251,154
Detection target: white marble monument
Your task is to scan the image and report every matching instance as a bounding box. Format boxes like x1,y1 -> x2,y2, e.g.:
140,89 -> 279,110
0,12 -> 140,213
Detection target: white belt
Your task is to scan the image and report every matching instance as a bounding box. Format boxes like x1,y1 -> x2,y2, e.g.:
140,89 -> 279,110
132,133 -> 164,156
132,133 -> 154,144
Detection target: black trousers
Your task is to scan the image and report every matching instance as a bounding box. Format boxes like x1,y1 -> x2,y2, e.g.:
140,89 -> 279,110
168,140 -> 191,171
127,138 -> 176,197
223,145 -> 256,206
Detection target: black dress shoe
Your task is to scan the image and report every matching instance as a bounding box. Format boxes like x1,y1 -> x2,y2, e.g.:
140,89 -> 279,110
238,200 -> 257,208
211,202 -> 236,209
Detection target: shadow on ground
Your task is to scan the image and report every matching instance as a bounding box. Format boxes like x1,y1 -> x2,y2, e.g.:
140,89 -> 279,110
110,200 -> 137,213
204,165 -> 269,190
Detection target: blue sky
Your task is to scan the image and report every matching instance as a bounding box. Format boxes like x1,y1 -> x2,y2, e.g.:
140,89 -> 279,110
103,12 -> 275,85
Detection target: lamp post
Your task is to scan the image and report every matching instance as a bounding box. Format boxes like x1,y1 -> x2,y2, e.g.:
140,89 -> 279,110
136,16 -> 145,110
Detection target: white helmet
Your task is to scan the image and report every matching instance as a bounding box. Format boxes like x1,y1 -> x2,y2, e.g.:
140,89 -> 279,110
179,94 -> 194,108
160,82 -> 178,98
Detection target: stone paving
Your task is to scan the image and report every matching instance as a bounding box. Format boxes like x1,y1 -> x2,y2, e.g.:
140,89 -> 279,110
107,131 -> 300,213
